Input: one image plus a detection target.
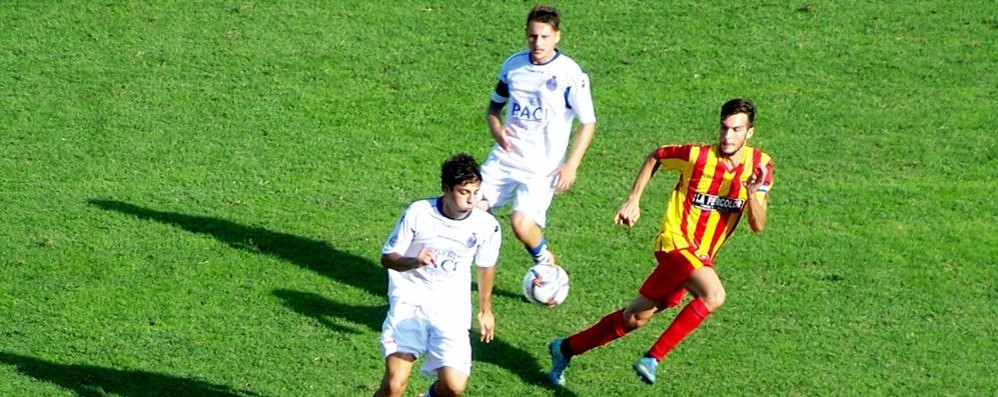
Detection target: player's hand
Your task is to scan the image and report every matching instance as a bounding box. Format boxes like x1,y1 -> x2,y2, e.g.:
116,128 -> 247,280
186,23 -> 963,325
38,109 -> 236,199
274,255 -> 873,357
414,247 -> 436,268
492,125 -> 515,152
477,310 -> 495,343
549,164 -> 578,194
744,163 -> 767,194
614,199 -> 640,228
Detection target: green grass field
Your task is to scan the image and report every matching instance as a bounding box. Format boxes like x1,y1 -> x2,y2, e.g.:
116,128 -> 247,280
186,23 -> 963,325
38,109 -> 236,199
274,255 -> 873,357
2,1 -> 995,396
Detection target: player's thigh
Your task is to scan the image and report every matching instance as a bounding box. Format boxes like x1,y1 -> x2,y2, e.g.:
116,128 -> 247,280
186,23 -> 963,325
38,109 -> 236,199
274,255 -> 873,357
478,161 -> 517,209
683,266 -> 725,310
512,174 -> 555,228
381,303 -> 429,359
421,323 -> 472,377
381,353 -> 417,383
638,250 -> 702,303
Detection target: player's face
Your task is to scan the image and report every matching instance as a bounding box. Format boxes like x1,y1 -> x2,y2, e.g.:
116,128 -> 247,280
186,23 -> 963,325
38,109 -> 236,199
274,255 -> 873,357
525,21 -> 560,64
718,113 -> 754,157
441,180 -> 481,219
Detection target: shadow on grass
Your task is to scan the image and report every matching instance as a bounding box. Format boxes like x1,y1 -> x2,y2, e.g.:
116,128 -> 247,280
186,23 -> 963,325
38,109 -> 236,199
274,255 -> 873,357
272,289 -> 386,335
0,352 -> 263,397
87,199 -> 386,297
272,289 -> 578,396
474,280 -> 523,301
89,199 -> 570,394
88,199 -> 524,301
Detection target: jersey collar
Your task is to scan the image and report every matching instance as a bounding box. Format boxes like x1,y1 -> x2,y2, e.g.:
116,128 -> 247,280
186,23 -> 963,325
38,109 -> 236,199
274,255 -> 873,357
435,197 -> 472,221
530,49 -> 561,66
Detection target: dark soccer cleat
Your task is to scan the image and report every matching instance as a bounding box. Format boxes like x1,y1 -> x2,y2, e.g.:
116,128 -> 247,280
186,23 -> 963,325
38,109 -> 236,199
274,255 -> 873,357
548,338 -> 572,386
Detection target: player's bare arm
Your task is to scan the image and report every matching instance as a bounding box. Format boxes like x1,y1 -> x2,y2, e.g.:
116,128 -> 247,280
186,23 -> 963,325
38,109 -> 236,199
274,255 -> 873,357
380,247 -> 436,271
744,163 -> 768,232
476,266 -> 496,343
486,101 -> 513,152
551,122 -> 596,194
614,150 -> 662,228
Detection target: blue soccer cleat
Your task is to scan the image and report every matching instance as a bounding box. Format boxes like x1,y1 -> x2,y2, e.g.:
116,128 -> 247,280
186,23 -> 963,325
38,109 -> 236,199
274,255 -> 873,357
633,356 -> 658,385
548,338 -> 571,386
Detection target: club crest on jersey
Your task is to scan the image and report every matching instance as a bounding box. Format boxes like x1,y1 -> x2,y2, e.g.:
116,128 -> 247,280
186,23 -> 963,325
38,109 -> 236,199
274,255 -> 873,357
466,233 -> 477,248
545,76 -> 558,90
692,192 -> 744,213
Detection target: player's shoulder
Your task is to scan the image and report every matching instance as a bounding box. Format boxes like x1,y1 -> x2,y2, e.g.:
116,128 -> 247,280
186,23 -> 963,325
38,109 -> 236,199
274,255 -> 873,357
471,206 -> 500,224
551,52 -> 588,75
501,50 -> 532,67
677,143 -> 709,151
553,51 -> 583,67
470,207 -> 501,232
654,143 -> 702,159
405,198 -> 436,215
746,146 -> 774,164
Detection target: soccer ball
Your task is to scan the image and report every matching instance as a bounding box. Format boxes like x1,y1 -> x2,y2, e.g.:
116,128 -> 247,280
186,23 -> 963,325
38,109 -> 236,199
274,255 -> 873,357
522,264 -> 570,306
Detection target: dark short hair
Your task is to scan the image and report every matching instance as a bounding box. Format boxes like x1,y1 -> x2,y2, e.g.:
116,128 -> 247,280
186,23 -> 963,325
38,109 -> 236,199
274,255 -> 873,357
721,98 -> 755,127
527,5 -> 560,31
441,153 -> 482,189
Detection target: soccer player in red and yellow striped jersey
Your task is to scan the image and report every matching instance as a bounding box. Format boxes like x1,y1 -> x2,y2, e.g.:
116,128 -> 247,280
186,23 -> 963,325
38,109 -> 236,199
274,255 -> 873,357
546,98 -> 773,386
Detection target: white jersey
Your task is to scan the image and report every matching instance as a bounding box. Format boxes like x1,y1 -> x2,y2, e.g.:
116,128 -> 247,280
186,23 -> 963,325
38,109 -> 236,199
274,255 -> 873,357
381,198 -> 501,328
488,50 -> 596,175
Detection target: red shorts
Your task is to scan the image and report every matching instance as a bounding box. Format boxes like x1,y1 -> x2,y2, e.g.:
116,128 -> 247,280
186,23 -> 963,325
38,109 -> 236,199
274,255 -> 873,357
638,248 -> 714,308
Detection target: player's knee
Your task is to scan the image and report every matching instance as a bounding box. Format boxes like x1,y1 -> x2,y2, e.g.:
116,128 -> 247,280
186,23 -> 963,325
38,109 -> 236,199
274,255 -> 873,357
376,378 -> 407,397
623,311 -> 650,330
436,378 -> 467,397
509,211 -> 528,229
701,288 -> 726,311
625,317 -> 647,330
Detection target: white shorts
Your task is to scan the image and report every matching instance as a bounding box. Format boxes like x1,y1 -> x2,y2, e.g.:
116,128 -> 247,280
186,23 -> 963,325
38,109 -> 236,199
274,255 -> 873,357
479,159 -> 556,228
379,302 -> 471,377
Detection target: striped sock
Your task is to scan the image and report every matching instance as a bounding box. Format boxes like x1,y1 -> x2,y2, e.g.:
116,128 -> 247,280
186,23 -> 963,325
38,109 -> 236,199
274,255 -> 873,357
527,239 -> 555,265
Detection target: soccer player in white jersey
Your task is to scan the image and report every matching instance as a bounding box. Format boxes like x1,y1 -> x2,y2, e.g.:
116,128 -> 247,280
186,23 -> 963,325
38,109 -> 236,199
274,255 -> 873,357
374,153 -> 502,397
479,4 -> 596,269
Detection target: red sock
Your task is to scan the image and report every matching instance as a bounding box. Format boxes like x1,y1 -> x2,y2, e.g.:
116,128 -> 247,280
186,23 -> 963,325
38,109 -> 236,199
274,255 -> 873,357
564,309 -> 630,357
647,298 -> 710,361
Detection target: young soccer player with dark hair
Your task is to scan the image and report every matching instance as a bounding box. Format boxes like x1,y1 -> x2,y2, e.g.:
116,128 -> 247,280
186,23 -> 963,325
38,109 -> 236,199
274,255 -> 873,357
374,154 -> 502,397
547,99 -> 774,386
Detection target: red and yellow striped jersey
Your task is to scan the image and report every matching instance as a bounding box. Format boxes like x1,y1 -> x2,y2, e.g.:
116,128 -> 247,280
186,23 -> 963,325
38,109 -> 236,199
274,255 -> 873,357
653,144 -> 773,260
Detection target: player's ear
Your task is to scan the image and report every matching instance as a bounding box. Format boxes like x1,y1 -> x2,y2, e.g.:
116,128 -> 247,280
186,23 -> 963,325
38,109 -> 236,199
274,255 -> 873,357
746,126 -> 755,140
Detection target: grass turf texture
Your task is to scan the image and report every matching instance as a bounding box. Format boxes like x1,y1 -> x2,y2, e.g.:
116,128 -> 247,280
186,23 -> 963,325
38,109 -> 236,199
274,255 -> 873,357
1,1 -> 995,396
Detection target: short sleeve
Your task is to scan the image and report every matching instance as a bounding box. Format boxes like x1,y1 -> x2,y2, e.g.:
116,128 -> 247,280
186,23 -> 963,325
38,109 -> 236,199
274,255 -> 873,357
474,222 -> 502,268
653,145 -> 693,171
568,71 -> 596,124
490,60 -> 512,104
382,205 -> 416,256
